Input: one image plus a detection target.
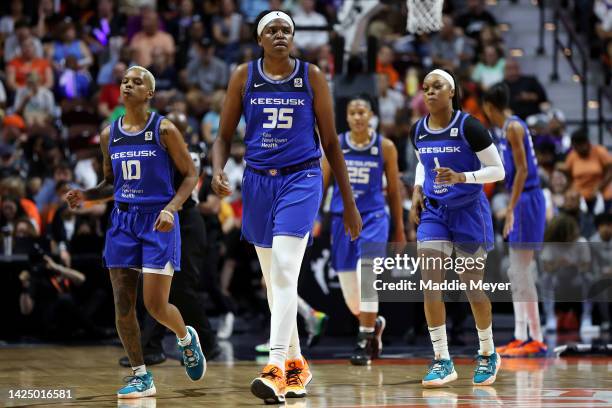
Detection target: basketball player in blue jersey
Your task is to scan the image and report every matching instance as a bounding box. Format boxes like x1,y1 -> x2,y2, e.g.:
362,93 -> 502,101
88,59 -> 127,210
322,95 -> 405,366
211,10 -> 362,404
64,66 -> 206,399
483,83 -> 547,357
409,69 -> 505,387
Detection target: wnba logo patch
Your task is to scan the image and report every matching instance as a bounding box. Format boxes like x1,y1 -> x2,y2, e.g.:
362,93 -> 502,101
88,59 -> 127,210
371,146 -> 378,155
294,78 -> 303,88
450,128 -> 458,137
145,131 -> 153,141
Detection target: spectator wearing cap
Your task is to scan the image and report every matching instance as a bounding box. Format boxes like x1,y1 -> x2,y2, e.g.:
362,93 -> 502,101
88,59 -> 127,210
7,38 -> 54,92
212,0 -> 243,64
454,0 -> 498,42
292,0 -> 330,55
45,19 -> 93,72
4,19 -> 45,62
2,114 -> 26,145
430,14 -> 475,74
12,72 -> 56,128
563,129 -> 612,213
186,38 -> 229,93
130,8 -> 176,68
503,58 -> 549,119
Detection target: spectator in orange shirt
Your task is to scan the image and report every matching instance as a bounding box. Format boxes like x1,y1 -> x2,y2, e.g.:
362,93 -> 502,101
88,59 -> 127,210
6,38 -> 54,92
564,129 -> 612,212
130,8 -> 176,68
376,45 -> 400,88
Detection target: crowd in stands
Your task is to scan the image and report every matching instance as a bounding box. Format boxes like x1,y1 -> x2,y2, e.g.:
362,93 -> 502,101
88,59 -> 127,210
0,0 -> 609,342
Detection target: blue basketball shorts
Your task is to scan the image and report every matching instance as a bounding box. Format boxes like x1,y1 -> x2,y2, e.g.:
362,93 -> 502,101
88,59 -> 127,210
241,167 -> 322,248
103,203 -> 181,273
417,192 -> 494,254
331,210 -> 389,272
508,188 -> 546,249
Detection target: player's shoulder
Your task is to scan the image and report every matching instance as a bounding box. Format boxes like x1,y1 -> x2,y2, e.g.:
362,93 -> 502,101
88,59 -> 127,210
506,119 -> 525,135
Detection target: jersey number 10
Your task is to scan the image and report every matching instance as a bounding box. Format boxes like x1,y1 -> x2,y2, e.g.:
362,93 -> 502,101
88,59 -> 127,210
121,160 -> 141,180
262,108 -> 293,129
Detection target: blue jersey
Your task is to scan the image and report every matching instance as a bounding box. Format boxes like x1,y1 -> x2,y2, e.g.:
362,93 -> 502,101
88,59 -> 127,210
330,132 -> 385,214
499,116 -> 540,191
414,111 -> 485,207
109,112 -> 175,204
243,58 -> 321,169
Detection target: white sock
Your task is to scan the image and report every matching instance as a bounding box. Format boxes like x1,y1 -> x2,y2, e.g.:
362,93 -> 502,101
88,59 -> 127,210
513,302 -> 528,341
428,324 -> 450,360
287,321 -> 302,360
178,330 -> 192,347
477,324 -> 495,356
267,234 -> 309,370
359,326 -> 375,333
525,301 -> 543,342
338,271 -> 360,316
132,365 -> 147,376
297,296 -> 314,320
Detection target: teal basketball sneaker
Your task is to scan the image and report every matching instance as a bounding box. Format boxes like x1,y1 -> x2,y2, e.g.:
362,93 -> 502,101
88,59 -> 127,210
117,372 -> 156,399
473,352 -> 501,385
422,358 -> 458,387
177,326 -> 206,381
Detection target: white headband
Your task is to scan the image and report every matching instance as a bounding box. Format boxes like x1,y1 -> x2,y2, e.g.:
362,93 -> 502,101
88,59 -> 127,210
257,11 -> 294,37
426,69 -> 455,90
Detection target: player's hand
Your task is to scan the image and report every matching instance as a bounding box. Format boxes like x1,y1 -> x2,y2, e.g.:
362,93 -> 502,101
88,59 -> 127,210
343,202 -> 362,241
154,209 -> 175,232
435,167 -> 466,185
211,170 -> 232,198
64,189 -> 85,210
409,186 -> 425,225
503,208 -> 515,239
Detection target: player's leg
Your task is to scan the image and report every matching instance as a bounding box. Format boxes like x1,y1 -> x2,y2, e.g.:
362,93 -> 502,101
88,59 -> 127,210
297,296 -> 329,348
110,267 -> 156,398
417,200 -> 456,387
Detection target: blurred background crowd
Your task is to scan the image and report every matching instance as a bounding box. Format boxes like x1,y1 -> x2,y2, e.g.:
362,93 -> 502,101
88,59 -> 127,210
0,0 -> 610,347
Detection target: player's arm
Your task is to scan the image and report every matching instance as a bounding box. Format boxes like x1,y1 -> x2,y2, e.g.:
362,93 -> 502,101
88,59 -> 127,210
321,155 -> 333,203
309,64 -> 362,240
502,121 -> 528,238
435,117 -> 505,185
211,63 -> 248,197
158,119 -> 198,230
65,126 -> 114,209
409,123 -> 425,225
382,138 -> 406,243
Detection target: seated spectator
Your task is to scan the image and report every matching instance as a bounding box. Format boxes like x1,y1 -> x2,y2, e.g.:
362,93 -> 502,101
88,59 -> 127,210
563,129 -> 612,213
186,38 -> 229,93
550,168 -> 570,215
12,72 -> 56,128
0,177 -> 42,233
0,195 -> 30,234
503,58 -> 549,119
6,38 -> 54,92
0,0 -> 26,38
57,55 -> 92,100
377,74 -> 405,137
430,14 -> 475,74
34,162 -> 73,212
477,24 -> 504,56
292,0 -> 330,55
201,90 -> 245,145
471,45 -> 505,90
147,48 -> 178,94
175,15 -> 206,70
130,8 -> 176,68
167,0 -> 197,45
97,40 -> 133,86
376,45 -> 400,89
4,19 -> 44,61
547,108 -> 571,156
454,0 -> 498,42
84,0 -> 125,57
98,62 -> 125,120
212,0 -> 243,64
45,19 -> 93,72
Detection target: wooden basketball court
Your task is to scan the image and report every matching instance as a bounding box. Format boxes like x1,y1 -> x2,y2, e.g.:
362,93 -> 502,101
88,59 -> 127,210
2,346 -> 612,407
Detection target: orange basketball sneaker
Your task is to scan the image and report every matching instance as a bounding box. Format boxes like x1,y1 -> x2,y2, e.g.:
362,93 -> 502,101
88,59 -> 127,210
250,364 -> 286,404
496,339 -> 524,356
503,340 -> 547,357
285,357 -> 313,398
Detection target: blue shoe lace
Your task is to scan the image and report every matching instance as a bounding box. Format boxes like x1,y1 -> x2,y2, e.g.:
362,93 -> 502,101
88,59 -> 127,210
121,375 -> 147,390
474,355 -> 495,376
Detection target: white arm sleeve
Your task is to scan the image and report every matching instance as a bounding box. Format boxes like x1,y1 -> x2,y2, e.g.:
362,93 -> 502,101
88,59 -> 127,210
463,144 -> 505,184
414,151 -> 425,186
